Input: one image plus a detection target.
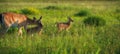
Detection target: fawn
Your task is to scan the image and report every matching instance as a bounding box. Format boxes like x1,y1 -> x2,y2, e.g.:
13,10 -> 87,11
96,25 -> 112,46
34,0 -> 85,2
56,17 -> 73,32
27,16 -> 43,35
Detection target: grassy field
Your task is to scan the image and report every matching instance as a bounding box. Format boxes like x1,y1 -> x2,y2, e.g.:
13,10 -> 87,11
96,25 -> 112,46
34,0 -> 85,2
0,0 -> 119,3
0,1 -> 120,54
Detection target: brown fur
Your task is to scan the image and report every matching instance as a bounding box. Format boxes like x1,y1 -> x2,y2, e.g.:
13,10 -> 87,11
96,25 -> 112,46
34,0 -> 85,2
56,17 -> 73,32
0,12 -> 36,36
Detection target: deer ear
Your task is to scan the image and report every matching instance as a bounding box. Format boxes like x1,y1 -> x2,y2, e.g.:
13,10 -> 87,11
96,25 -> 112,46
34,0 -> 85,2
38,16 -> 42,21
67,16 -> 71,19
33,17 -> 36,21
40,16 -> 42,20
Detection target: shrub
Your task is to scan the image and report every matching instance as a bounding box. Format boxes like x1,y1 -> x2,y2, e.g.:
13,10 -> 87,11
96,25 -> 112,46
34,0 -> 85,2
7,27 -> 18,34
75,9 -> 90,16
115,8 -> 120,13
21,7 -> 40,15
11,10 -> 21,13
44,6 -> 60,10
83,16 -> 106,26
116,15 -> 120,22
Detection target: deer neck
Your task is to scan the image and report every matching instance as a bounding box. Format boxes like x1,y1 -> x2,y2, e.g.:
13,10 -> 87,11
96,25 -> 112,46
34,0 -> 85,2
27,18 -> 34,25
66,21 -> 72,25
36,24 -> 43,29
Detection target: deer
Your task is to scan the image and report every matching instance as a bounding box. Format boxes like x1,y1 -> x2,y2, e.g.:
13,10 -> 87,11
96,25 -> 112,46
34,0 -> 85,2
0,12 -> 37,36
27,16 -> 43,35
56,17 -> 74,32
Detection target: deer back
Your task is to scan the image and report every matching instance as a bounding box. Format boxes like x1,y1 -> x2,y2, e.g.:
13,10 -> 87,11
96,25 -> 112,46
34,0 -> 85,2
1,12 -> 28,28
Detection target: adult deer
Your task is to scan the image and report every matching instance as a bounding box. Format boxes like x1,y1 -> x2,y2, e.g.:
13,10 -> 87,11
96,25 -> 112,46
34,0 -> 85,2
0,12 -> 36,36
27,16 -> 43,35
56,17 -> 74,32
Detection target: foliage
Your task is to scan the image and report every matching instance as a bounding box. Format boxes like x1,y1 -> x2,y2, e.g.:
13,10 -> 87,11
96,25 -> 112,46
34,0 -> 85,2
74,9 -> 91,16
7,27 -> 18,34
115,8 -> 120,13
44,6 -> 60,10
21,7 -> 40,15
83,16 -> 106,26
116,15 -> 120,22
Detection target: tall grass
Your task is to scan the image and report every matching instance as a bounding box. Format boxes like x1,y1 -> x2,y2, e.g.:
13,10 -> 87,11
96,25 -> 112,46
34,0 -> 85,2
0,0 -> 119,3
0,1 -> 120,54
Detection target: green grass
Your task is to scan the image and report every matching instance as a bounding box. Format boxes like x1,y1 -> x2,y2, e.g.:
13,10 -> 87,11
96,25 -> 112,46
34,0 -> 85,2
0,0 -> 119,3
0,1 -> 120,54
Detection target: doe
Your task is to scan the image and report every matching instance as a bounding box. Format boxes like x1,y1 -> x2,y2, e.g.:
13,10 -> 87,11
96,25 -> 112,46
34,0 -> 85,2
0,12 -> 37,36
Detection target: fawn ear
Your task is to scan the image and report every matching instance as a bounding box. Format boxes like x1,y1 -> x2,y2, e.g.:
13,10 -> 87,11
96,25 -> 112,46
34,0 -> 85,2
33,17 -> 37,21
40,16 -> 42,19
38,16 -> 42,21
68,16 -> 70,18
68,16 -> 73,22
67,16 -> 71,19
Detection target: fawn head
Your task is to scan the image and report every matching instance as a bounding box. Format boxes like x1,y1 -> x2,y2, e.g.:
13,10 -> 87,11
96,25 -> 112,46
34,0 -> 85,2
32,16 -> 43,26
27,16 -> 42,25
68,17 -> 74,22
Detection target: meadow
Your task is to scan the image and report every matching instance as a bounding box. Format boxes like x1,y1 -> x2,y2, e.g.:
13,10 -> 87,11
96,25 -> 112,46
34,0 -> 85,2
0,1 -> 120,54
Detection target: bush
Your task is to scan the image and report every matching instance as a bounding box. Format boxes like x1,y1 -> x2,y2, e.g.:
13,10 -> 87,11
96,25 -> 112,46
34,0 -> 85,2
115,8 -> 120,13
75,9 -> 90,16
83,16 -> 106,26
7,27 -> 18,34
21,7 -> 40,15
11,10 -> 21,14
44,6 -> 60,10
116,15 -> 120,22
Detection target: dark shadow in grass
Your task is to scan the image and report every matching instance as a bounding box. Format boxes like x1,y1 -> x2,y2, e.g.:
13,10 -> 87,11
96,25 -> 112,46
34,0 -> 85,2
83,15 -> 106,27
74,9 -> 91,17
115,46 -> 120,54
116,15 -> 120,22
115,8 -> 120,13
44,6 -> 60,10
44,6 -> 74,10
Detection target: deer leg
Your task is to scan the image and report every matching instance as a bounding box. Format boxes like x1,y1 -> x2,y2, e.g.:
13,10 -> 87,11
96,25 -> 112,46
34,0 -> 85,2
24,25 -> 27,33
38,29 -> 42,35
38,31 -> 41,35
58,30 -> 61,33
66,28 -> 69,32
58,28 -> 62,33
57,28 -> 60,33
0,28 -> 7,35
18,27 -> 23,36
0,26 -> 9,34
